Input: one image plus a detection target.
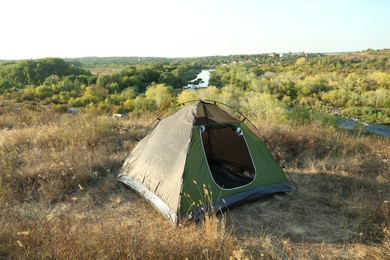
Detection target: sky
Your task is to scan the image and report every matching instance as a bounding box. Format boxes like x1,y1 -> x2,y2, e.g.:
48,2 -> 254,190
0,0 -> 389,59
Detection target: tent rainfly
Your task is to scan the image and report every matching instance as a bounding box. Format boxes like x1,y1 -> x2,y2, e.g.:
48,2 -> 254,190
118,100 -> 293,224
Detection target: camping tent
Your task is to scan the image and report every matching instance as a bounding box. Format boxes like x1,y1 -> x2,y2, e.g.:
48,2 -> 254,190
118,100 -> 292,224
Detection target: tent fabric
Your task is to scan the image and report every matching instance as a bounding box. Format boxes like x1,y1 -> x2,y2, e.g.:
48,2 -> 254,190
179,123 -> 291,216
119,100 -> 292,224
194,102 -> 239,125
120,104 -> 195,212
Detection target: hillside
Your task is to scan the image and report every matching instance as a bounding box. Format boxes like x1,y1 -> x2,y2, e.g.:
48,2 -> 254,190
0,108 -> 389,258
0,50 -> 389,258
1,50 -> 389,124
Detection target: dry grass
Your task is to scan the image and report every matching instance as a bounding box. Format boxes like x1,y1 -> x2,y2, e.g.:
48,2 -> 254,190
0,109 -> 237,259
1,191 -> 234,259
1,109 -> 389,259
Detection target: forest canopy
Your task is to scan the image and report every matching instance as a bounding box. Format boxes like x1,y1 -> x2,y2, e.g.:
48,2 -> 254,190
0,49 -> 389,123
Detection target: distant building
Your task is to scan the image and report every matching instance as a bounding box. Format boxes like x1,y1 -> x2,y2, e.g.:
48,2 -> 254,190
279,53 -> 291,58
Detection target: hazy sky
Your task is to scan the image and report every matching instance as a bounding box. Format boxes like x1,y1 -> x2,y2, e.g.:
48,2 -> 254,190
1,0 -> 389,59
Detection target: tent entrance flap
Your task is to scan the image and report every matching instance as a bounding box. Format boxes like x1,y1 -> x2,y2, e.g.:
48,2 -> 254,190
200,125 -> 256,189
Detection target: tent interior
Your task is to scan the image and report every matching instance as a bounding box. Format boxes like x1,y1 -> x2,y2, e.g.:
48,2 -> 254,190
201,125 -> 256,189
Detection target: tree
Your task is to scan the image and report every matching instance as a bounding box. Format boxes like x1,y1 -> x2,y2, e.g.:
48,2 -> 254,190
199,86 -> 219,101
107,83 -> 120,94
68,97 -> 84,107
158,72 -> 181,88
295,57 -> 307,66
96,73 -> 122,88
119,87 -> 136,101
43,75 -> 60,87
219,84 -> 243,109
81,85 -> 109,104
145,83 -> 175,112
177,90 -> 199,104
132,96 -> 157,113
35,85 -> 53,99
0,78 -> 12,94
20,86 -> 36,101
241,92 -> 287,122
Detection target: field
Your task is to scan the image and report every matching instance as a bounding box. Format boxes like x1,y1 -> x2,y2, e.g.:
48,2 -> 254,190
0,107 -> 389,259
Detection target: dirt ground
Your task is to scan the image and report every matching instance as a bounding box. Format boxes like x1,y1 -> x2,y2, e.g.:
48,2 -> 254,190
227,176 -> 356,243
223,172 -> 385,258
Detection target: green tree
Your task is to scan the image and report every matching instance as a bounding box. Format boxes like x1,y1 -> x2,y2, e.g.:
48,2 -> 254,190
20,86 -> 36,101
132,96 -> 157,113
96,73 -> 122,89
199,86 -> 220,101
0,78 -> 12,94
68,97 -> 84,107
241,92 -> 287,122
177,90 -> 199,104
81,85 -> 109,104
43,75 -> 60,87
158,71 -> 181,88
119,87 -> 136,101
35,85 -> 53,99
145,83 -> 175,112
107,82 -> 120,94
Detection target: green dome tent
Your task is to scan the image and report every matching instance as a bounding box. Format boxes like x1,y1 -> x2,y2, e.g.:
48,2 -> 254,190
119,100 -> 293,224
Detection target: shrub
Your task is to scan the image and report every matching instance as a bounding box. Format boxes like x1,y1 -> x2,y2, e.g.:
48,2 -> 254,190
287,107 -> 338,127
241,92 -> 287,123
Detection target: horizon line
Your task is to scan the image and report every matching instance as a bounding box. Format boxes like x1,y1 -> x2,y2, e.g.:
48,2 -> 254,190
1,48 -> 389,61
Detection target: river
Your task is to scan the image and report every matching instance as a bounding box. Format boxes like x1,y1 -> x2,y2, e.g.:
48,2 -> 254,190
183,70 -> 212,89
337,117 -> 390,137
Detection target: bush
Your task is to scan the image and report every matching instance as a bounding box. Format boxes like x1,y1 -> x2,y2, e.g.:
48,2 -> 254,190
132,96 -> 157,114
241,92 -> 287,123
288,107 -> 337,127
145,83 -> 175,113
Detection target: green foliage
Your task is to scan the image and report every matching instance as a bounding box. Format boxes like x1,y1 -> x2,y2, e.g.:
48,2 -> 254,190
68,97 -> 84,107
20,86 -> 36,101
43,74 -> 60,86
208,50 -> 389,124
177,89 -> 199,103
35,85 -> 53,99
145,83 -> 175,112
288,107 -> 338,127
132,96 -> 157,114
0,58 -> 91,88
0,78 -> 12,94
0,50 -> 389,125
120,64 -> 200,91
241,92 -> 288,123
97,73 -> 122,90
0,58 -> 203,116
81,85 -> 109,105
343,107 -> 390,124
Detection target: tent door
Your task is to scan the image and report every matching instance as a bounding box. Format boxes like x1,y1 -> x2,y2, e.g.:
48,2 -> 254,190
200,125 -> 256,189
